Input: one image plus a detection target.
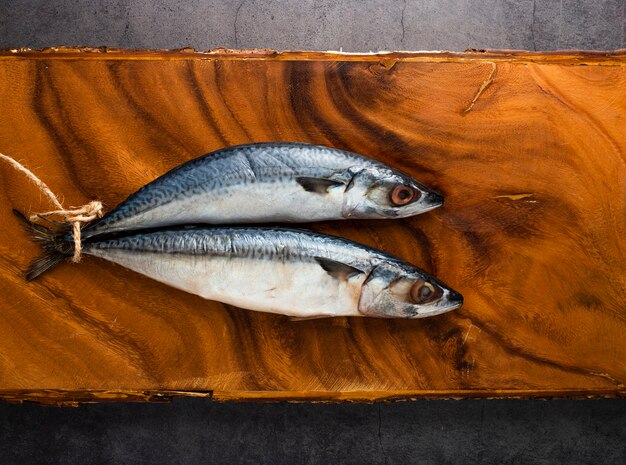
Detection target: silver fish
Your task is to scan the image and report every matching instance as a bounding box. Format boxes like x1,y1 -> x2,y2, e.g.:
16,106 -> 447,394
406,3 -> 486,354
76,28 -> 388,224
21,215 -> 462,319
82,143 -> 443,239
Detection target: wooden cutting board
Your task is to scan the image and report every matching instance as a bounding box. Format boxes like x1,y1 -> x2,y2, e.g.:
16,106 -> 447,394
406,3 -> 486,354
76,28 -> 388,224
0,48 -> 625,404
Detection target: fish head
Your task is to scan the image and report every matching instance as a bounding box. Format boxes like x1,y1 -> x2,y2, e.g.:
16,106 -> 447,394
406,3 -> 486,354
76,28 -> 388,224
358,261 -> 463,318
342,167 -> 443,219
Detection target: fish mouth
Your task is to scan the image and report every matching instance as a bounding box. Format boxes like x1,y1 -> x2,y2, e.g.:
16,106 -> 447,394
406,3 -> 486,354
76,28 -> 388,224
399,190 -> 444,216
448,290 -> 464,307
413,290 -> 464,318
425,191 -> 444,208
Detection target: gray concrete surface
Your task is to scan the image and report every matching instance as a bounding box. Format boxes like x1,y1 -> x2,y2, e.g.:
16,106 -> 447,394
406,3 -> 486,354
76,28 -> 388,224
0,1 -> 625,464
1,398 -> 625,464
0,0 -> 624,51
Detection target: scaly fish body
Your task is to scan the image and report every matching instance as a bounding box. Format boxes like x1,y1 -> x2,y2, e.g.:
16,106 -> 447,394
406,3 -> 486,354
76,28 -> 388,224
83,143 -> 443,239
86,228 -> 366,317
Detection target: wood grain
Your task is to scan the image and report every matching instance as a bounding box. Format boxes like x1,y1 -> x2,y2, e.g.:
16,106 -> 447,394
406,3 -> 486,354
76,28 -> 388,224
0,49 -> 625,402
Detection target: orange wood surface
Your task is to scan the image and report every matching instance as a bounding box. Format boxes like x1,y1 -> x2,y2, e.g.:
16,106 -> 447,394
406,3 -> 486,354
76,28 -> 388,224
0,49 -> 625,402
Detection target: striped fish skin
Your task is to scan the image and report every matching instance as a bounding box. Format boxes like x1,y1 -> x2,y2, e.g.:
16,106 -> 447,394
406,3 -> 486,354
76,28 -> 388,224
83,143 -> 443,239
83,227 -> 463,319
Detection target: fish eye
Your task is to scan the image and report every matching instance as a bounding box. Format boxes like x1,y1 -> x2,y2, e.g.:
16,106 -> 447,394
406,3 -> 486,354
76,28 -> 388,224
410,280 -> 443,304
390,185 -> 420,206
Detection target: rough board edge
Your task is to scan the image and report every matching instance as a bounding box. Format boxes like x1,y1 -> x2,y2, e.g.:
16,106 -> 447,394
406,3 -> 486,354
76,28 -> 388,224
0,390 -> 212,407
0,47 -> 625,65
1,389 -> 625,406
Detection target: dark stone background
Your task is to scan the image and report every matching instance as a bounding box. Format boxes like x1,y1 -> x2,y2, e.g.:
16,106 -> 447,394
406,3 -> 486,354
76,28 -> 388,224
0,1 -> 625,463
1,0 -> 624,51
1,399 -> 625,464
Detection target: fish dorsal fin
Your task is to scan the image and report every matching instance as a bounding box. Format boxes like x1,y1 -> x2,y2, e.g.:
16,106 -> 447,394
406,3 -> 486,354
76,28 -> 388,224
295,169 -> 354,194
315,257 -> 364,280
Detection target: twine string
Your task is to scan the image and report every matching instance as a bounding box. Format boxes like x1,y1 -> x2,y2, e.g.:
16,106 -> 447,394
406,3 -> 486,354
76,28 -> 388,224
0,153 -> 103,262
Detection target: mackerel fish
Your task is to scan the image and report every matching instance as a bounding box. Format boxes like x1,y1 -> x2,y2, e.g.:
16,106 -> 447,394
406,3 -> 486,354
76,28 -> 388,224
82,143 -> 444,239
20,214 -> 462,319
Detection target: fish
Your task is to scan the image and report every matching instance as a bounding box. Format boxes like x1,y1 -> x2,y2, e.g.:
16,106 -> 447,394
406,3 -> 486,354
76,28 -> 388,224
18,212 -> 463,319
81,142 -> 444,239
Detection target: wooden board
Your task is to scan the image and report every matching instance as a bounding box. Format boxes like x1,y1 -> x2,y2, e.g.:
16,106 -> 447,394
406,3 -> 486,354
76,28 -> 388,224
0,48 -> 625,403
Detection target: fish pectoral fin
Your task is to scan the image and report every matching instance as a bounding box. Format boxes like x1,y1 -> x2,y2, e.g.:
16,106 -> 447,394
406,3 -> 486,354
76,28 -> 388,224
295,176 -> 346,194
315,257 -> 364,280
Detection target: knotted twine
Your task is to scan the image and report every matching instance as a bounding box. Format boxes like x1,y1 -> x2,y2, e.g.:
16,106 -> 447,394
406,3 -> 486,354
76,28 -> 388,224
0,153 -> 103,262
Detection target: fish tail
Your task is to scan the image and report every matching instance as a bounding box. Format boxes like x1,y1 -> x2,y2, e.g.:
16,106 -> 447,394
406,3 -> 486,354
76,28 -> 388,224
13,209 -> 74,281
